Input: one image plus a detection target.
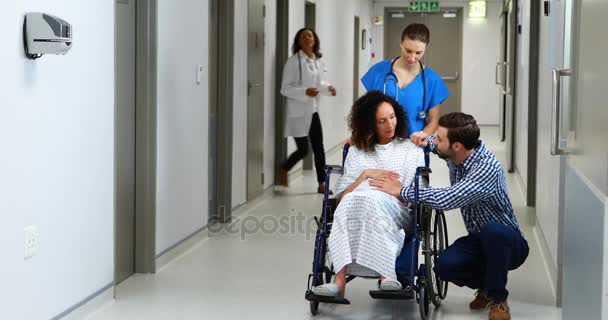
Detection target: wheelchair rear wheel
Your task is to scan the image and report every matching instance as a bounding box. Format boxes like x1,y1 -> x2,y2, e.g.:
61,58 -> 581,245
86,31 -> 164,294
433,210 -> 448,300
423,208 -> 449,306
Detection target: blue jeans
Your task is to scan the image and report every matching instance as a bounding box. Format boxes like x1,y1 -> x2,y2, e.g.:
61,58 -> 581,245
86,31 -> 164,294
433,222 -> 529,303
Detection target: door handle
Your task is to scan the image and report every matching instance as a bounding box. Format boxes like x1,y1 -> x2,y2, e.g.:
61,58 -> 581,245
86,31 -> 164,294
495,62 -> 504,85
247,82 -> 262,95
551,68 -> 572,155
496,62 -> 509,94
441,72 -> 459,81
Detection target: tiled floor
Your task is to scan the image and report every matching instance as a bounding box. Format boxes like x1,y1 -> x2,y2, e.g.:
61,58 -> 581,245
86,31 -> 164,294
87,127 -> 561,319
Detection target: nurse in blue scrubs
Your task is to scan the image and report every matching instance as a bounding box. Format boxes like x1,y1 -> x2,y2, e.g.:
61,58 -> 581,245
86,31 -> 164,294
361,23 -> 449,288
361,23 -> 449,146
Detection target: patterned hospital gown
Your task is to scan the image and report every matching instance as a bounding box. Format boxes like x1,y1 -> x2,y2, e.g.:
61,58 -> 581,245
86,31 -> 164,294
328,139 -> 425,281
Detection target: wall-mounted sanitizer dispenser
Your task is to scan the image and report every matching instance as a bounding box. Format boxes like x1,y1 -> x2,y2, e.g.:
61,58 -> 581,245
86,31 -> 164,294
23,13 -> 73,60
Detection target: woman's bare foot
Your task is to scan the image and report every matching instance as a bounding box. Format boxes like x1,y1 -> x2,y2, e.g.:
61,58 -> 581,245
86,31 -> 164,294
334,267 -> 348,298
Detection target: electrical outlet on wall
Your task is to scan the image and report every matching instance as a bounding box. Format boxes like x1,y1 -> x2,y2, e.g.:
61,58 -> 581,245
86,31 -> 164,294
24,226 -> 39,260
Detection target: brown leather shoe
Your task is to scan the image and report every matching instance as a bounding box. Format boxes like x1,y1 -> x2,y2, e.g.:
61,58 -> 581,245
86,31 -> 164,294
470,290 -> 492,310
488,300 -> 510,320
317,187 -> 334,195
277,164 -> 288,186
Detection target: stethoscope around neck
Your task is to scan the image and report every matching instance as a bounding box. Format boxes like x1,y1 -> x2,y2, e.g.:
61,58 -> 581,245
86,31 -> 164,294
297,51 -> 319,85
383,56 -> 427,120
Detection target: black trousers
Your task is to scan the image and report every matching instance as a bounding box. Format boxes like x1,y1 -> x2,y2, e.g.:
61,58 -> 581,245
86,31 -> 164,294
283,112 -> 326,183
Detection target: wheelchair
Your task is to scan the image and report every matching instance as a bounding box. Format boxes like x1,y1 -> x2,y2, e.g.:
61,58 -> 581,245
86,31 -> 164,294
304,144 -> 449,319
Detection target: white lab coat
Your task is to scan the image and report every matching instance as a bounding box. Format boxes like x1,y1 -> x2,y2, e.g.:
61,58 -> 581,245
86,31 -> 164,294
281,50 -> 333,137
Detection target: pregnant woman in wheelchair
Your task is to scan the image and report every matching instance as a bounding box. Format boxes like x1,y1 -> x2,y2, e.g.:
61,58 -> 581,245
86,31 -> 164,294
313,91 -> 424,298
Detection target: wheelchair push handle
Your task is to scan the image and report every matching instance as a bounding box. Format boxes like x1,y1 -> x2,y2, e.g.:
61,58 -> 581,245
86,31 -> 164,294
414,167 -> 432,203
324,165 -> 343,174
342,143 -> 350,168
416,167 -> 432,176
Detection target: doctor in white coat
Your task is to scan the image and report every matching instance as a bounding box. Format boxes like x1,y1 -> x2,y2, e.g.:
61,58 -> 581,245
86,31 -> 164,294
277,28 -> 337,194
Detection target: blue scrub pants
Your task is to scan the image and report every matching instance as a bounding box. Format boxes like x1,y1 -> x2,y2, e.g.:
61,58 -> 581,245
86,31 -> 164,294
433,222 -> 529,303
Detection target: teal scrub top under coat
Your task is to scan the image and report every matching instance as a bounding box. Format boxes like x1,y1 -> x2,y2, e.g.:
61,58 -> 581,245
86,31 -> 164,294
361,59 -> 450,136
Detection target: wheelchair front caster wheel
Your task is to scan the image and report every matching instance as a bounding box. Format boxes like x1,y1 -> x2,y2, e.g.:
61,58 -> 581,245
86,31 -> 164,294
419,286 -> 430,319
310,301 -> 319,315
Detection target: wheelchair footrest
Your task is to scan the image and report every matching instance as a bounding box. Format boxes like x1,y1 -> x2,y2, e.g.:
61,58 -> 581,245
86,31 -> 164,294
305,290 -> 351,305
369,289 -> 414,300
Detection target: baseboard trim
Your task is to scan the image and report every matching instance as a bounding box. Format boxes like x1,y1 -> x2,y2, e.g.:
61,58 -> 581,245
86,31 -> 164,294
514,168 -> 528,202
532,222 -> 558,306
155,225 -> 209,272
52,282 -> 114,320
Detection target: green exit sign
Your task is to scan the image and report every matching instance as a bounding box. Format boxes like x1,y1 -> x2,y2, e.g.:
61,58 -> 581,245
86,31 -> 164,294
409,1 -> 441,12
430,1 -> 440,11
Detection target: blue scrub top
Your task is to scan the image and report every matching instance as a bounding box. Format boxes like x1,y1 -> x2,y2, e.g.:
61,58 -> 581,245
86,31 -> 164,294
361,60 -> 450,136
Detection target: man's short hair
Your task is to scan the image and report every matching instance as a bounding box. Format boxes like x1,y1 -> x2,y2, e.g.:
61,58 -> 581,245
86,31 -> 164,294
438,112 -> 480,150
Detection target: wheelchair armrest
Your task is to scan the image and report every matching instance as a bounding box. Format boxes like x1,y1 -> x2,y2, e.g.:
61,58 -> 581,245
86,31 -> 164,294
416,166 -> 432,176
415,167 -> 431,190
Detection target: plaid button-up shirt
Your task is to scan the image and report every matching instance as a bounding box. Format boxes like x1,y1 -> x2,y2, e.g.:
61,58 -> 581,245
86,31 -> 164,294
400,138 -> 521,234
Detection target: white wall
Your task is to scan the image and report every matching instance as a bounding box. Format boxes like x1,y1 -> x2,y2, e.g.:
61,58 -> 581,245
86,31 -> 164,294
232,1 -> 248,207
0,2 -> 114,319
264,0 -> 278,189
569,0 -> 608,195
285,0 -> 306,168
536,0 -> 564,272
156,0 -> 209,255
372,0 -> 502,125
315,0 -> 375,149
288,0 -> 305,42
515,0 -> 531,191
462,1 -> 501,125
558,1 -> 608,314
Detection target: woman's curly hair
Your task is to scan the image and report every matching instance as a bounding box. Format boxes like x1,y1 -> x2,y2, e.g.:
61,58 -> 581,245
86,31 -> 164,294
349,91 -> 408,152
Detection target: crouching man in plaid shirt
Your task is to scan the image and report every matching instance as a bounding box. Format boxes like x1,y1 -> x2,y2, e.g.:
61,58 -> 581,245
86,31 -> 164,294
370,112 -> 528,320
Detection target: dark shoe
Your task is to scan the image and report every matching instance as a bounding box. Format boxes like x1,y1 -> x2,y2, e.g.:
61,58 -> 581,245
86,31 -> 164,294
470,290 -> 492,310
488,300 -> 510,320
277,164 -> 288,187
